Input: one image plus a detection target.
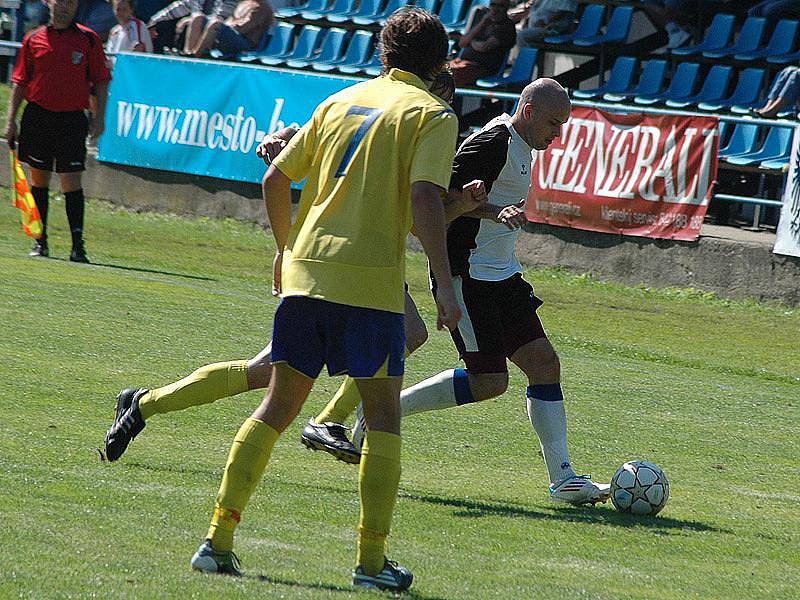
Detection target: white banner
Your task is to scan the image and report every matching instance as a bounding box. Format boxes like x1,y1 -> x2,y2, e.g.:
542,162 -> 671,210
774,124 -> 800,257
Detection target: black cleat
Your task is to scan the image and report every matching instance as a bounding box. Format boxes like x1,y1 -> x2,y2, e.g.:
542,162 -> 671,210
300,418 -> 361,464
352,559 -> 413,592
70,240 -> 89,263
29,240 -> 49,257
104,388 -> 148,461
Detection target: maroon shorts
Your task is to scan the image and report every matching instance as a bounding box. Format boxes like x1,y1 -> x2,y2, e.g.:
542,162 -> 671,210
446,273 -> 546,373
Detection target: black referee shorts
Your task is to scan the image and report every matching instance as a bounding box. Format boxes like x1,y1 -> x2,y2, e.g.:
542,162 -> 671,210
447,273 -> 546,373
18,103 -> 89,173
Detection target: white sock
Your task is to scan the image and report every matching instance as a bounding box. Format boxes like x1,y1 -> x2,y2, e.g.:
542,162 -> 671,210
352,369 -> 475,449
526,384 -> 576,484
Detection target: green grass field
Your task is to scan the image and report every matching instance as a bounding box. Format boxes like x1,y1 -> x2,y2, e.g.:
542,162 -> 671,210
2,197 -> 799,599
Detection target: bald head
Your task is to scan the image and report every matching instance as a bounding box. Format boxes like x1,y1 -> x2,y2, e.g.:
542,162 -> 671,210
512,78 -> 571,150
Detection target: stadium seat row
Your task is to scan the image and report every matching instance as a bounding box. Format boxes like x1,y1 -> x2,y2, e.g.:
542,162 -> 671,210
671,15 -> 799,62
718,122 -> 793,170
572,57 -> 797,117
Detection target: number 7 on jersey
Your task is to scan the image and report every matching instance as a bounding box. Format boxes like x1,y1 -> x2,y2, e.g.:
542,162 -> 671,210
334,106 -> 384,178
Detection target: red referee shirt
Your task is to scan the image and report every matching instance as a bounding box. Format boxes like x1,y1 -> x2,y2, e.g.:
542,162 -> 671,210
12,22 -> 111,113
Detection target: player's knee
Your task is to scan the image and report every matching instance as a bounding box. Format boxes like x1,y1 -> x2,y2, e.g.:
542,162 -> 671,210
245,357 -> 272,389
470,372 -> 509,402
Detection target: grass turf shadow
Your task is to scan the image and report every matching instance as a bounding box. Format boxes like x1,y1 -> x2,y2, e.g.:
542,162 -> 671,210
47,256 -> 216,281
254,574 -> 450,599
403,490 -> 725,534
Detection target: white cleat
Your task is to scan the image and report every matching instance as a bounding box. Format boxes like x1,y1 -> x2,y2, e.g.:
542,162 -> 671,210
549,475 -> 611,505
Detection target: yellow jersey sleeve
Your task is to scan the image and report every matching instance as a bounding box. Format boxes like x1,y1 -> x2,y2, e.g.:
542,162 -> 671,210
409,108 -> 458,190
272,113 -> 320,183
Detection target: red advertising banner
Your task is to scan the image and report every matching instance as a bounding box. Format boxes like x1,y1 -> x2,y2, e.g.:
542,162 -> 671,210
526,107 -> 719,241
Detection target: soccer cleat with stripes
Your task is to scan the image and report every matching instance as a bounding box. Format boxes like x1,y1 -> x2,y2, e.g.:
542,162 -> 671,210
549,474 -> 611,505
190,539 -> 242,576
103,388 -> 148,461
352,559 -> 413,592
300,418 -> 361,464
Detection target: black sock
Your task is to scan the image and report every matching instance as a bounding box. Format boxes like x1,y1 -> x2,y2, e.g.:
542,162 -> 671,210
65,189 -> 85,245
31,186 -> 49,242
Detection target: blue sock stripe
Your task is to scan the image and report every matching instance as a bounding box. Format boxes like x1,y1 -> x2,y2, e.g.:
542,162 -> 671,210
526,383 -> 563,402
453,368 -> 477,405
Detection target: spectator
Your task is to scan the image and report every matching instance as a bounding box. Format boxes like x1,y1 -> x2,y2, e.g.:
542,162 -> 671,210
147,0 -> 235,53
748,0 -> 800,23
106,0 -> 154,58
5,0 -> 112,262
514,0 -> 578,46
642,0 -> 696,49
76,0 -> 117,40
185,0 -> 273,57
753,66 -> 799,118
450,0 -> 517,86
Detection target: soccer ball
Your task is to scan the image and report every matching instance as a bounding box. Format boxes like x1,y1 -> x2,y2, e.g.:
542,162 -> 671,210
610,461 -> 669,516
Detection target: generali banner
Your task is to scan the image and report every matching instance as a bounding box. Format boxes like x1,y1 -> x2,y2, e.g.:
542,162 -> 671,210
526,107 -> 719,241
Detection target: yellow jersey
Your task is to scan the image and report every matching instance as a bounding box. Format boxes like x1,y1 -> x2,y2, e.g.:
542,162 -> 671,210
272,68 -> 458,314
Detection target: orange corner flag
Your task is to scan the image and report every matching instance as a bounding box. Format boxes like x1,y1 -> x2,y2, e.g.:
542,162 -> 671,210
10,149 -> 42,239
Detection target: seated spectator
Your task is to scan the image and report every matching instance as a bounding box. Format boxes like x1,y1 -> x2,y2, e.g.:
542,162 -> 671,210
185,0 -> 273,57
147,0 -> 235,53
515,0 -> 578,46
642,0 -> 696,49
450,0 -> 517,86
753,66 -> 799,118
106,0 -> 154,58
76,0 -> 118,40
748,0 -> 800,23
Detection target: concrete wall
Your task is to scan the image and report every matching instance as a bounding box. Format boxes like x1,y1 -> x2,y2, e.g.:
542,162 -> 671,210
4,153 -> 799,306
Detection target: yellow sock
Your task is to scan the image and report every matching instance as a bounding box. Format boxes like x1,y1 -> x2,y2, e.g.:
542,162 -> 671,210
357,430 -> 401,575
206,418 -> 279,551
139,361 -> 249,420
315,376 -> 362,424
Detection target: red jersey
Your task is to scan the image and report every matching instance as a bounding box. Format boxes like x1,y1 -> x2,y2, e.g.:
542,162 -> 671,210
12,22 -> 111,112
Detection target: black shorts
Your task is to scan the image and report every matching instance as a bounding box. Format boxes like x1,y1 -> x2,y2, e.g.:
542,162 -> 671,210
18,103 -> 89,173
446,273 -> 546,373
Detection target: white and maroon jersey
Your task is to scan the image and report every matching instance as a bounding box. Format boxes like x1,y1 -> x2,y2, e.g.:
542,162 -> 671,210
447,113 -> 533,282
106,18 -> 153,55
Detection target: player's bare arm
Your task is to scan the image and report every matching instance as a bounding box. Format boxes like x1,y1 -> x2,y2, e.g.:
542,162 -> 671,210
262,164 -> 293,296
444,179 -> 488,221
411,181 -> 461,331
256,126 -> 298,164
5,83 -> 26,146
462,199 -> 527,229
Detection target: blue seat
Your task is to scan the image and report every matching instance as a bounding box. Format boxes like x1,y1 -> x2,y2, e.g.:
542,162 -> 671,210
734,19 -> 799,61
698,68 -> 765,111
415,0 -> 438,13
725,126 -> 793,166
604,59 -> 667,102
315,30 -> 374,71
766,49 -> 800,64
238,22 -> 294,62
572,56 -> 635,98
634,62 -> 699,105
665,65 -> 732,108
476,48 -> 538,89
278,0 -> 329,18
339,45 -> 381,74
353,0 -> 411,25
286,27 -> 347,68
573,6 -> 632,47
439,0 -> 469,30
671,14 -> 735,57
703,17 -> 766,59
718,123 -> 759,159
759,156 -> 791,170
261,25 -> 323,66
544,5 -> 605,44
445,0 -> 489,34
302,0 -> 357,20
329,0 -> 382,23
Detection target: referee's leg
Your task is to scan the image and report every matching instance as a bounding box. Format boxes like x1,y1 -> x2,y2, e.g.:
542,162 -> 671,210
59,171 -> 88,262
28,168 -> 51,257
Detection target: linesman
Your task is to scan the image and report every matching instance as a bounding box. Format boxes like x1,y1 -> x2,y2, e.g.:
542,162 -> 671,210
5,0 -> 111,262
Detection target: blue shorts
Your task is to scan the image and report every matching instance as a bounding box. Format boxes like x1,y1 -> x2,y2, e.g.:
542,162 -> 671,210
271,297 -> 405,379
